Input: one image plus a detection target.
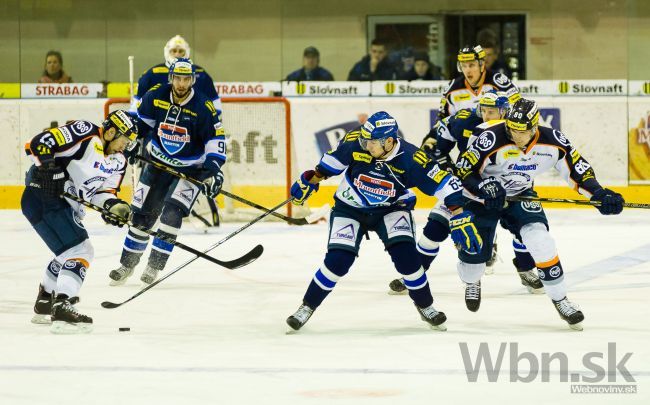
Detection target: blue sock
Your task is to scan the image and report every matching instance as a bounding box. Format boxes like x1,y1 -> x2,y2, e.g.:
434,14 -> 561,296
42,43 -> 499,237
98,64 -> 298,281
303,249 -> 355,309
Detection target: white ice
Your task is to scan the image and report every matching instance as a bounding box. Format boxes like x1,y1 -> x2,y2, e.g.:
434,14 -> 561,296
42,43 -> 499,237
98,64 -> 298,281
0,208 -> 649,405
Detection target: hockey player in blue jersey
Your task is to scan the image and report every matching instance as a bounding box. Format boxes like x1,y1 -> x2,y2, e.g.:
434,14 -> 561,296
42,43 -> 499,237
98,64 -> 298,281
453,98 -> 624,330
109,58 -> 227,286
285,111 -> 483,332
389,92 -> 543,295
132,35 -> 222,117
22,111 -> 138,333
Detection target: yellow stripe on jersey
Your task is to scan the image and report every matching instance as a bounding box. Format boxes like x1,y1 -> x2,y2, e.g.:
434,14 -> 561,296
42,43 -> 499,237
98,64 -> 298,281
344,130 -> 360,142
413,150 -> 432,168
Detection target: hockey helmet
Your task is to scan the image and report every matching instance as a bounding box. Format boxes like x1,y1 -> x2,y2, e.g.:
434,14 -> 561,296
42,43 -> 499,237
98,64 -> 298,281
168,58 -> 196,85
477,90 -> 510,117
103,110 -> 138,143
359,111 -> 399,150
505,98 -> 540,132
457,45 -> 486,72
164,35 -> 191,66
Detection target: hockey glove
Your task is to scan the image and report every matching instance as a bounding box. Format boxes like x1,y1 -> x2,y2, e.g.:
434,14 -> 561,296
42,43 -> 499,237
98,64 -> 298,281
123,138 -> 141,165
290,170 -> 320,206
478,177 -> 506,210
449,211 -> 483,255
102,198 -> 131,227
421,135 -> 437,155
591,188 -> 624,215
201,171 -> 224,199
35,161 -> 66,198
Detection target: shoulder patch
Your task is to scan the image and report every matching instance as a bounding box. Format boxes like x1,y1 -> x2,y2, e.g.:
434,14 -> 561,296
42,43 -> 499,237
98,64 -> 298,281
71,120 -> 93,136
352,151 -> 372,163
413,149 -> 432,168
344,130 -> 360,142
474,131 -> 496,152
205,100 -> 217,116
456,109 -> 472,120
553,129 -> 570,147
152,67 -> 169,74
492,72 -> 511,88
153,99 -> 170,109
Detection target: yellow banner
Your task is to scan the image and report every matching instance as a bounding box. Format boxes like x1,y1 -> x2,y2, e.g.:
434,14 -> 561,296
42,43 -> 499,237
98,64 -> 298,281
0,83 -> 20,98
107,82 -> 134,98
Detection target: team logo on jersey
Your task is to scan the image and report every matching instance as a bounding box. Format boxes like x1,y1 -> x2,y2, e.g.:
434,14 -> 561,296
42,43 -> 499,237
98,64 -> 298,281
553,129 -> 570,146
48,261 -> 61,276
474,131 -> 496,151
132,187 -> 145,206
353,174 -> 396,205
178,188 -> 195,203
71,120 -> 92,135
158,123 -> 190,155
493,73 -> 510,87
549,266 -> 562,278
508,163 -> 538,171
538,269 -> 545,280
391,215 -> 412,233
521,201 -> 542,213
333,224 -> 355,241
427,166 -> 448,183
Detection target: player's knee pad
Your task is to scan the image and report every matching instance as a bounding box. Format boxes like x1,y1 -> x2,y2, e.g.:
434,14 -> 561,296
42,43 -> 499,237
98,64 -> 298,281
519,222 -> 557,263
457,260 -> 485,284
422,218 -> 450,242
323,249 -> 355,277
387,242 -> 420,275
160,203 -> 184,230
131,211 -> 158,229
56,239 -> 94,267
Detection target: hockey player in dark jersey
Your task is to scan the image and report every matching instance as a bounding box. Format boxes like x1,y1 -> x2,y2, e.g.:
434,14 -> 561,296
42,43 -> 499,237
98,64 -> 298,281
389,92 -> 543,295
132,35 -> 222,117
438,45 -> 519,120
109,58 -> 227,286
285,111 -> 483,332
22,111 -> 138,333
453,98 -> 624,330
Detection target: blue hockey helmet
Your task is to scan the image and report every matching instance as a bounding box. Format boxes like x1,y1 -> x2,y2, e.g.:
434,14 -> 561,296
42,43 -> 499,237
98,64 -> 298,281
168,57 -> 196,85
477,90 -> 510,118
359,111 -> 399,150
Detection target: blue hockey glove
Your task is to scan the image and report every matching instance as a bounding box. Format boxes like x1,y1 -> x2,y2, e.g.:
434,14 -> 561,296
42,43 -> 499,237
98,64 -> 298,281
591,188 -> 624,215
478,177 -> 506,210
35,161 -> 66,198
290,170 -> 320,206
102,198 -> 131,227
449,211 -> 483,254
201,171 -> 224,199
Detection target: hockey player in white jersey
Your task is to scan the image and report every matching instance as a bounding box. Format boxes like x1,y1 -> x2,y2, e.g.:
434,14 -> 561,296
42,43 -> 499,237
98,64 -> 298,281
453,98 -> 625,330
22,111 -> 137,333
438,45 -> 520,120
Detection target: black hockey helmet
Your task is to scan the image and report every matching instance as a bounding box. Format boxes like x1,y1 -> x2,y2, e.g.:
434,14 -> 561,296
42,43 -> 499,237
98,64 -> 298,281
457,45 -> 486,72
102,110 -> 138,142
505,98 -> 540,132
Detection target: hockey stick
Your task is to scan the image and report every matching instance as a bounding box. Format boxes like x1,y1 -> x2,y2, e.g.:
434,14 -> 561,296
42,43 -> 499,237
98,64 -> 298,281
134,154 -> 311,225
62,192 -> 261,269
100,198 -> 290,309
507,195 -> 650,209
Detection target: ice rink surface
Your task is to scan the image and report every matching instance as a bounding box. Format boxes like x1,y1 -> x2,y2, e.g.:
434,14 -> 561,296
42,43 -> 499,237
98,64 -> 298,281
0,207 -> 649,405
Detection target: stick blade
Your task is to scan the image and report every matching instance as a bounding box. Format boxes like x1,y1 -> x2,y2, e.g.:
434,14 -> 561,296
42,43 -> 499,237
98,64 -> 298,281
101,301 -> 121,309
222,244 -> 264,269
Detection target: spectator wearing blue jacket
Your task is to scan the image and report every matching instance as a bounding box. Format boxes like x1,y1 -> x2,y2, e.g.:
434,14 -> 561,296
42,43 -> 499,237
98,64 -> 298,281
286,47 -> 334,81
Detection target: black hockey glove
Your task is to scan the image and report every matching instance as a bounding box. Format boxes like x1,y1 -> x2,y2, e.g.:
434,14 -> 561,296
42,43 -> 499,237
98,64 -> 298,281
478,177 -> 506,210
102,198 -> 131,227
201,171 -> 224,199
123,138 -> 141,165
35,161 -> 66,198
590,188 -> 624,215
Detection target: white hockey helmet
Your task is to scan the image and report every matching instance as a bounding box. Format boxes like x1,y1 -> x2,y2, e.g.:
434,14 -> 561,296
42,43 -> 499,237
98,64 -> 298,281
164,35 -> 191,66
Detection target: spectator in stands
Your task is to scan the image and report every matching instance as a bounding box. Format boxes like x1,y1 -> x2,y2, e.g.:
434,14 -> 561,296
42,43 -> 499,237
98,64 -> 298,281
477,29 -> 513,78
38,51 -> 72,83
286,46 -> 334,81
347,39 -> 395,81
399,52 -> 444,81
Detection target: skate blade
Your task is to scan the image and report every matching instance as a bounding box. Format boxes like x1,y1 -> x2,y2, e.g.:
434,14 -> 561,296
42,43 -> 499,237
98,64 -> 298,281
526,286 -> 545,294
429,322 -> 447,332
484,267 -> 495,275
50,321 -> 93,334
31,314 -> 51,325
109,278 -> 128,287
387,289 -> 408,296
568,322 -> 584,331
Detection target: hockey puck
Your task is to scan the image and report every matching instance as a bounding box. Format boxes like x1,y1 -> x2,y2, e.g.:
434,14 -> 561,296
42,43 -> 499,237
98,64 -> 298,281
119,327 -> 130,332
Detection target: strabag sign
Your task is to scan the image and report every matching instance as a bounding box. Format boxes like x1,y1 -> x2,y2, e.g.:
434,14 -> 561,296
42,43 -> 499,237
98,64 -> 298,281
282,81 -> 371,97
21,83 -> 104,98
215,82 -> 281,98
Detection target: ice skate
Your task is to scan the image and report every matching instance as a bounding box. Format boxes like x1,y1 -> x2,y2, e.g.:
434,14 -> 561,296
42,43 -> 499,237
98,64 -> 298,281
553,297 -> 584,331
465,281 -> 481,312
415,303 -> 447,331
140,265 -> 160,285
109,265 -> 134,286
32,284 -> 52,324
513,258 -> 544,294
286,302 -> 315,332
387,278 -> 407,295
50,294 -> 93,334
